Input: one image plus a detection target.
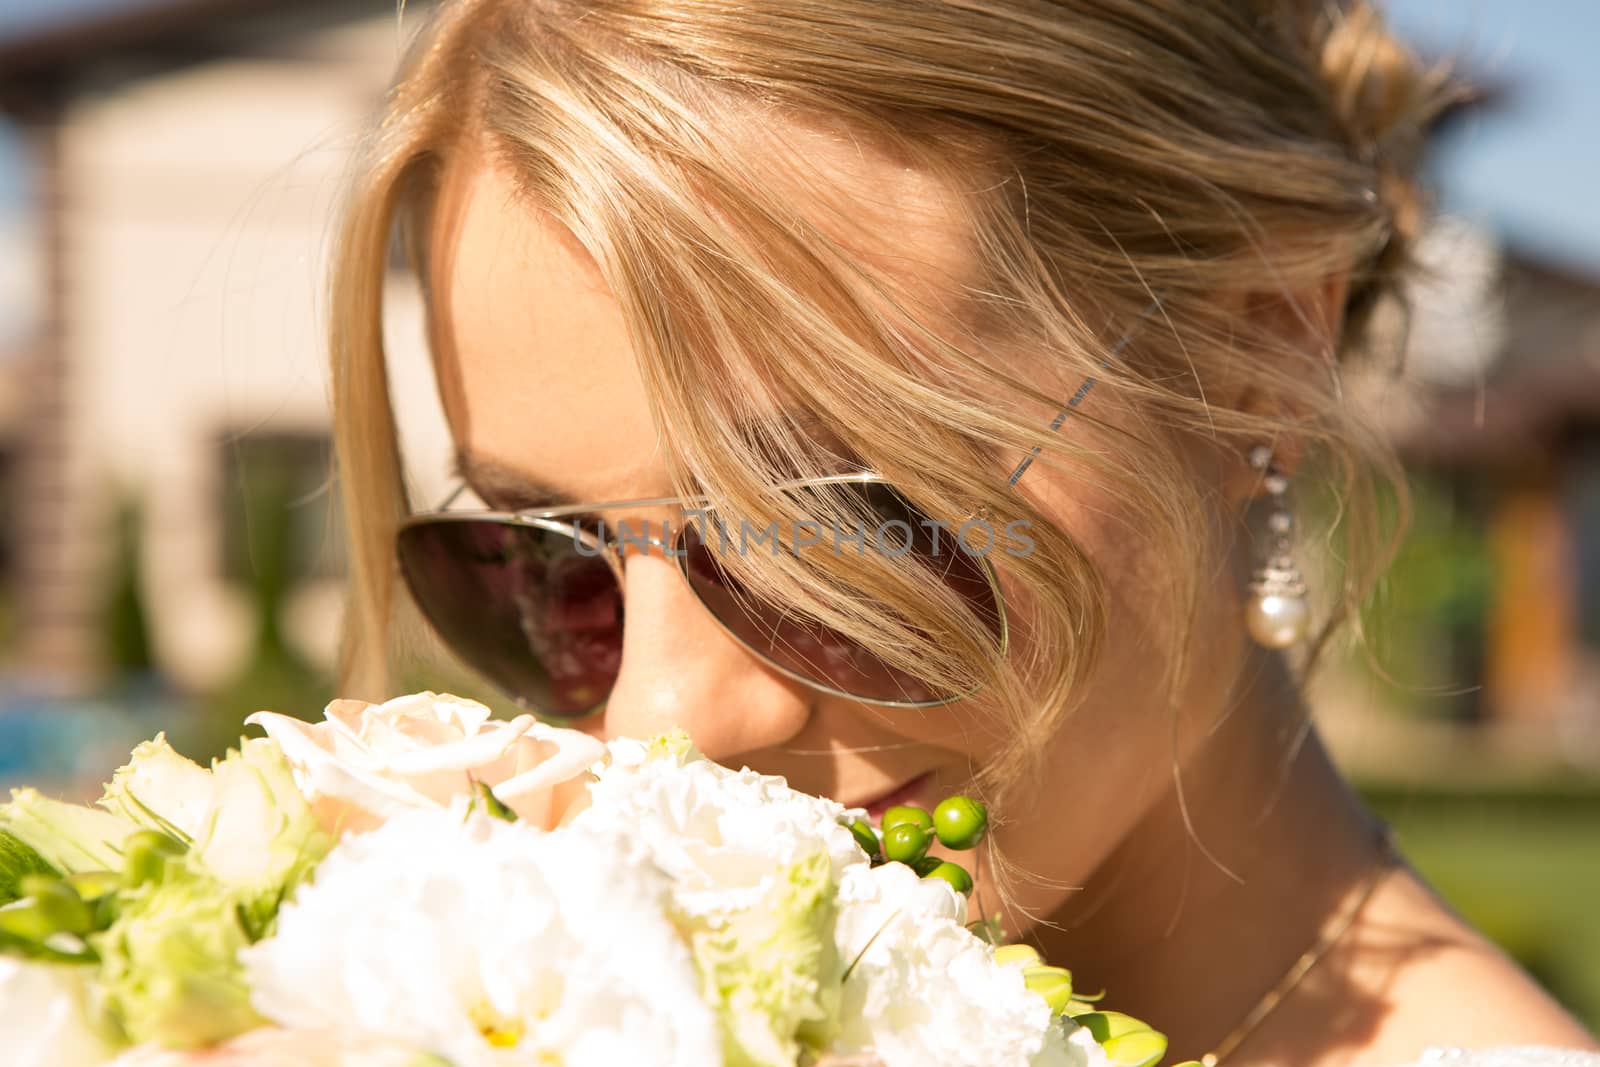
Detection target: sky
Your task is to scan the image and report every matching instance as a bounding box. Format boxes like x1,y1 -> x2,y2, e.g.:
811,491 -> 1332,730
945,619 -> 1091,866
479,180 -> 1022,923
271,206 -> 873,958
0,0 -> 176,208
0,0 -> 1596,271
1381,0 -> 1600,273
0,0 -> 160,26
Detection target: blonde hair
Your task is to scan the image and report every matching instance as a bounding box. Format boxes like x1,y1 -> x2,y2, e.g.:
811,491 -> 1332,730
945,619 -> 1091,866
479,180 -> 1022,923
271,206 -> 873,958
330,0 -> 1458,832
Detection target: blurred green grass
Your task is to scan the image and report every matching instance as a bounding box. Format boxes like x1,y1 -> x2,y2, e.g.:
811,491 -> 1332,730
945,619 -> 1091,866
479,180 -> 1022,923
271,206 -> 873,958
1361,783 -> 1600,1032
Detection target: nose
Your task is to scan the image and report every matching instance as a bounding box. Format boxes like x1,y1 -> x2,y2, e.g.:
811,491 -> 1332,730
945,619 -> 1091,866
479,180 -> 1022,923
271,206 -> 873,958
596,532 -> 814,764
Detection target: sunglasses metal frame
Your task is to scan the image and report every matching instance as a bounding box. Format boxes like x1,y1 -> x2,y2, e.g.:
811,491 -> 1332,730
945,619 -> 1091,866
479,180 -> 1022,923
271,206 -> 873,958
396,299 -> 1162,719
398,471 -> 1009,713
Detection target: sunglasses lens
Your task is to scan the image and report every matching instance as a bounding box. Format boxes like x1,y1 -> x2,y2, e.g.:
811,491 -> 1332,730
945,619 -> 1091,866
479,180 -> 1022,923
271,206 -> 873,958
678,483 -> 1004,705
396,519 -> 622,718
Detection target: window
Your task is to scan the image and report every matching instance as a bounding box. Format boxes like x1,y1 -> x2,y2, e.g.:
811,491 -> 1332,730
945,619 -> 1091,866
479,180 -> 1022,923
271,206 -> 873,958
0,442 -> 15,652
1564,435 -> 1600,651
219,431 -> 345,586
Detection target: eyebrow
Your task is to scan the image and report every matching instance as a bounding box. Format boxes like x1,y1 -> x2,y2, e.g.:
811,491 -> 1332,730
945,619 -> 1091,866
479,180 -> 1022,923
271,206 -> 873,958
451,449 -> 583,511
450,414 -> 865,512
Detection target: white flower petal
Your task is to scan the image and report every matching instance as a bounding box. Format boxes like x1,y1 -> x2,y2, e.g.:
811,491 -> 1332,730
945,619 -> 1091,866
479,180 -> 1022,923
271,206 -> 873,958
832,863 -> 1057,1067
247,695 -> 600,835
242,808 -> 721,1067
576,743 -> 867,921
0,958 -> 118,1067
98,734 -> 214,840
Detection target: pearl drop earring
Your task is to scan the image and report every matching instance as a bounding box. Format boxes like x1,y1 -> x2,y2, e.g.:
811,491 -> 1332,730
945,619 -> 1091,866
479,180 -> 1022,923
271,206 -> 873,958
1245,445 -> 1310,649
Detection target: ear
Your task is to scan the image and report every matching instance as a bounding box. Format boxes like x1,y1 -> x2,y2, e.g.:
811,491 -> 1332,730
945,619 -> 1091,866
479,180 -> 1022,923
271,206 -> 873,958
1219,271 -> 1351,506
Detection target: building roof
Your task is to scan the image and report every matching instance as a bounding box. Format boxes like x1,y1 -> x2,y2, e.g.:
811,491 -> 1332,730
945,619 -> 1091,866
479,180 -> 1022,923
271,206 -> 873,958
1397,246 -> 1600,470
1401,359 -> 1600,471
0,0 -> 385,105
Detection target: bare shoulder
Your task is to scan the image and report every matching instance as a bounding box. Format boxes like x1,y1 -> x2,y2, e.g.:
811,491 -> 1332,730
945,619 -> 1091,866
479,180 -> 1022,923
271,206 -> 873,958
1246,865 -> 1599,1067
1333,866 -> 1596,1064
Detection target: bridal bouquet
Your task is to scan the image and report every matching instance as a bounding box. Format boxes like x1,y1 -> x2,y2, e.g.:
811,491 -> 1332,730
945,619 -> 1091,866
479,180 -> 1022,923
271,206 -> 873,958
0,692 -> 1175,1067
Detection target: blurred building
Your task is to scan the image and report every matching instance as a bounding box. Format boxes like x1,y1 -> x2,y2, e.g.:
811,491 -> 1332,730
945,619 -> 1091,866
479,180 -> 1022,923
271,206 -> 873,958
1398,240 -> 1600,739
0,0 -> 449,697
1328,212 -> 1600,774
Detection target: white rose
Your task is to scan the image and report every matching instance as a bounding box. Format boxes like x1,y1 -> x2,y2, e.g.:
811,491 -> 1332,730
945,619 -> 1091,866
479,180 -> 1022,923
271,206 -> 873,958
245,692 -> 605,833
99,734 -> 328,896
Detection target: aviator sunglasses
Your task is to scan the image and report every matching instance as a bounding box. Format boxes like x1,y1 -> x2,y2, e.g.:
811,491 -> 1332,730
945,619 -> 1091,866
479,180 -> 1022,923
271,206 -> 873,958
396,305 -> 1157,720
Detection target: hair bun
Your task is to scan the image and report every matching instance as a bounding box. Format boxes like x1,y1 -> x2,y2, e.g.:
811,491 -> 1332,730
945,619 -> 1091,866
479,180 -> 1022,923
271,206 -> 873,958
1313,1 -> 1467,339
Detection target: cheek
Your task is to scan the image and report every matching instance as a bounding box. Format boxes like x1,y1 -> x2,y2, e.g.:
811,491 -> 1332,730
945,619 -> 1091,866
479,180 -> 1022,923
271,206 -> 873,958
965,463 -> 1246,905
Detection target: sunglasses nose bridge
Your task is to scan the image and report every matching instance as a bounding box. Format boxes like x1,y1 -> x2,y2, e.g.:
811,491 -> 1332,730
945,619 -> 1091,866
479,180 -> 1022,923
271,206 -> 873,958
598,506 -> 691,567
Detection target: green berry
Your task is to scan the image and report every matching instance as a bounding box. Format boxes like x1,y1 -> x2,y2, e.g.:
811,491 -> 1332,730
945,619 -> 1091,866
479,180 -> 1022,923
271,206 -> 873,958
922,860 -> 973,895
932,795 -> 988,850
881,822 -> 932,865
846,818 -> 881,861
880,804 -> 933,833
910,855 -> 944,877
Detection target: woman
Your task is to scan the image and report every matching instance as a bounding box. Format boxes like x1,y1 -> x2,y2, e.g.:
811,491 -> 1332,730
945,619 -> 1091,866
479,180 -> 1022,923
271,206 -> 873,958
326,1 -> 1600,1064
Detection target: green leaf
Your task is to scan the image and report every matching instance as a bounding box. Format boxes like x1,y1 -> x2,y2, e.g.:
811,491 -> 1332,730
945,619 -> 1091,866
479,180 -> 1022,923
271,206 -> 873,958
1023,964 -> 1074,1014
0,830 -> 60,905
1102,1029 -> 1169,1067
0,789 -> 138,874
1074,1011 -> 1170,1067
471,778 -> 518,823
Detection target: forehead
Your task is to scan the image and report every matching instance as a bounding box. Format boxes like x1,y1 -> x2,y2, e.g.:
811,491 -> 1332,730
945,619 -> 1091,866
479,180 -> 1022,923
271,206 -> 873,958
423,119 -> 975,508
425,149 -> 659,506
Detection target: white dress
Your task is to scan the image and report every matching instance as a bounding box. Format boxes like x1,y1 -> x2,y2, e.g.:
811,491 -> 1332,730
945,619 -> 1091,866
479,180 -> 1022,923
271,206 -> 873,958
1396,1048 -> 1600,1067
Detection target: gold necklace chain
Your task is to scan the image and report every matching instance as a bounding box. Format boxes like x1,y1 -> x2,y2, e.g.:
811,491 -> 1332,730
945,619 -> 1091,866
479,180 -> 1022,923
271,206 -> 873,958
1198,821 -> 1400,1067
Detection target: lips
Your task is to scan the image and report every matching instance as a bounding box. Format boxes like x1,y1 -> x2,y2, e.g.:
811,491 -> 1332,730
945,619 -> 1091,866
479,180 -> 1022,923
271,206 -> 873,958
861,771 -> 933,820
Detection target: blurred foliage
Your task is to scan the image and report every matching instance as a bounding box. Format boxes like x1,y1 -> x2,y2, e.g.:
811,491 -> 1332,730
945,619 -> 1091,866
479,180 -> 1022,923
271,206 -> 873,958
1369,473 -> 1496,630
220,433 -> 343,584
0,448 -> 13,656
1374,473 -> 1496,720
180,443 -> 333,763
1311,468 -> 1499,720
0,588 -> 13,655
102,492 -> 155,674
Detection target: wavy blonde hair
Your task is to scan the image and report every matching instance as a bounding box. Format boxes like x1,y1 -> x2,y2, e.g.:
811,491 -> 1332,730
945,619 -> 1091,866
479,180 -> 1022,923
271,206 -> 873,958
330,0 -> 1459,816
